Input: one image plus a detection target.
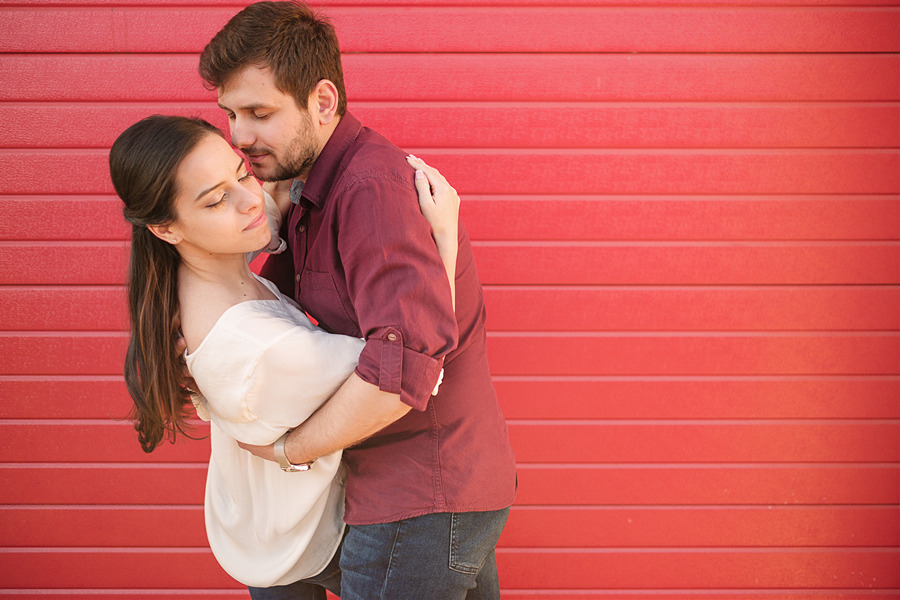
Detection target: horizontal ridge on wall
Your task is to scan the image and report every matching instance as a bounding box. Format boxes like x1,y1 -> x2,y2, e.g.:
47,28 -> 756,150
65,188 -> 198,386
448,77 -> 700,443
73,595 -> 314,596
5,504 -> 899,548
2,7 -> 898,53
3,464 -> 898,505
3,285 -> 899,331
2,332 -> 899,375
2,376 -> 898,419
3,547 -> 898,588
4,0 -> 900,7
4,242 -> 898,285
6,149 -> 900,195
2,54 -> 899,102
4,103 -> 899,149
3,420 -> 900,463
5,196 -> 900,241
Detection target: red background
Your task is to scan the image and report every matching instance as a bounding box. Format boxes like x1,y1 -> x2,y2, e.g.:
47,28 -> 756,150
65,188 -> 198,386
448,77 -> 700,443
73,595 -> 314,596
0,0 -> 898,597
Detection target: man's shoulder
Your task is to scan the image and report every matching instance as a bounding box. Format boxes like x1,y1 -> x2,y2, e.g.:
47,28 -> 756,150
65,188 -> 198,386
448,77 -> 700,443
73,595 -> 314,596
334,128 -> 413,198
355,123 -> 400,153
342,126 -> 407,176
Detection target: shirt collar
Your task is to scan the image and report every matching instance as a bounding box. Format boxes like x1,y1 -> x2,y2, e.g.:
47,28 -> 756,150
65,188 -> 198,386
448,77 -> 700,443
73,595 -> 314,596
297,111 -> 362,209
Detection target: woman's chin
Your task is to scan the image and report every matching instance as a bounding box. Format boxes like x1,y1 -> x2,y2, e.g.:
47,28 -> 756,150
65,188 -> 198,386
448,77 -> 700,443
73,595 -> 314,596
257,235 -> 274,253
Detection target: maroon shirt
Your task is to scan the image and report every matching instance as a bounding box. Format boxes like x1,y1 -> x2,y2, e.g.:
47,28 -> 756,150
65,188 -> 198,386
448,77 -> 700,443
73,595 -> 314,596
260,113 -> 517,524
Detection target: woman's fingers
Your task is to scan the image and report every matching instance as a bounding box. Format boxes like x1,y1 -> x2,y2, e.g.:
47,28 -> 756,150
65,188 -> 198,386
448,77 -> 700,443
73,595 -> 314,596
406,154 -> 459,238
413,169 -> 436,217
406,154 -> 452,193
406,155 -> 459,208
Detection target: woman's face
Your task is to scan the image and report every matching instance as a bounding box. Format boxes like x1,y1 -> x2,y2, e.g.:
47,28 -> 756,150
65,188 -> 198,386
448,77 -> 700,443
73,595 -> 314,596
164,133 -> 272,256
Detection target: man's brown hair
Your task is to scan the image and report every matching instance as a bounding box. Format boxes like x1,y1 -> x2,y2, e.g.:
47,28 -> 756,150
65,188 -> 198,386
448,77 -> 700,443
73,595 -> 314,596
199,1 -> 347,115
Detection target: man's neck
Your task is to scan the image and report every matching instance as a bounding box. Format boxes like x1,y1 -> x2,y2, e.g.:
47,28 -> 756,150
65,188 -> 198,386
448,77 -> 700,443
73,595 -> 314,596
295,113 -> 342,184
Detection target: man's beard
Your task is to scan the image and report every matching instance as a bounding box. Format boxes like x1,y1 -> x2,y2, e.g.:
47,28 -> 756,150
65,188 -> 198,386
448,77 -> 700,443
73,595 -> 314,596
252,119 -> 318,182
265,136 -> 318,182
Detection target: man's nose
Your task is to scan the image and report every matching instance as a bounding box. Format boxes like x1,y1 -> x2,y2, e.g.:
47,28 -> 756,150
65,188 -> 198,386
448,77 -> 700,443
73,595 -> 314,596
230,116 -> 254,149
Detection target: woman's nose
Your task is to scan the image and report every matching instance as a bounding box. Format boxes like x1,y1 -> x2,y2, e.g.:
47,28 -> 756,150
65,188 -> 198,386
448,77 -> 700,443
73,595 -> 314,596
238,186 -> 263,213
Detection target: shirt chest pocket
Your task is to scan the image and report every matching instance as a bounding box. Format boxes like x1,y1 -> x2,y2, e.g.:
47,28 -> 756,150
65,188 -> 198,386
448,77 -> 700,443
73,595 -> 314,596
297,270 -> 361,337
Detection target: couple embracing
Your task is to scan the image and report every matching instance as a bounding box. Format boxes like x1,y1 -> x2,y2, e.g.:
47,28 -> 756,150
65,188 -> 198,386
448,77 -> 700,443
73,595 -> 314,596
111,2 -> 517,598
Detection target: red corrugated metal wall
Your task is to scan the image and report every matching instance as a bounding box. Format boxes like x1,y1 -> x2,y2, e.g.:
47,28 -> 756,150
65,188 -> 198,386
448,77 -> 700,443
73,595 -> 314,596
1,0 -> 898,597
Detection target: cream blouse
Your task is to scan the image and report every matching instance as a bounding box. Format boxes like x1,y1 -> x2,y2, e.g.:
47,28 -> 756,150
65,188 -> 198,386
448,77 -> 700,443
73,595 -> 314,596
185,275 -> 364,587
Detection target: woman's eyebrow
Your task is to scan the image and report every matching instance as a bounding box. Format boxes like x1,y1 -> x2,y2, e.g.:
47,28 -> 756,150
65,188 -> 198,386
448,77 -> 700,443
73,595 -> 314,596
194,159 -> 246,202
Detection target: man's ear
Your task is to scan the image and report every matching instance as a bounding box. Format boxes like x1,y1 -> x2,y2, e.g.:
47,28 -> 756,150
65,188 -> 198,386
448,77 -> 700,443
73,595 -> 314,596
147,223 -> 180,245
310,79 -> 339,126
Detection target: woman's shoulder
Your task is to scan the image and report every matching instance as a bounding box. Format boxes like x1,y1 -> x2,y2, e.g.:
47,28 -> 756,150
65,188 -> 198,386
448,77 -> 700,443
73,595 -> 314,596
179,280 -> 246,356
179,273 -> 294,355
183,292 -> 297,406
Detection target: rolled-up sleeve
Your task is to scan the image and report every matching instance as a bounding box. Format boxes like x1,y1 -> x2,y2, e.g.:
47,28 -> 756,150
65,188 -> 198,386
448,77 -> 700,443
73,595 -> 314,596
337,174 -> 457,411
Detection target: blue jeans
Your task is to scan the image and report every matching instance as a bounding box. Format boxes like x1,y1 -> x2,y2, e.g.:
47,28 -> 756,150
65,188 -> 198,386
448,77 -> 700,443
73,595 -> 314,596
247,542 -> 342,600
339,507 -> 510,600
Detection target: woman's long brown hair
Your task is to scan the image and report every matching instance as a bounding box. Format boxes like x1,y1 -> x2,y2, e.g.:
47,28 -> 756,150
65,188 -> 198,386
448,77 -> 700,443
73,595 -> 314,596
109,115 -> 221,452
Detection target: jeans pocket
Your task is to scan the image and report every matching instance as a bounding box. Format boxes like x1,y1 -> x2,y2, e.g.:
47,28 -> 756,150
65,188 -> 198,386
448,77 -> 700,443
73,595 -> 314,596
448,508 -> 510,575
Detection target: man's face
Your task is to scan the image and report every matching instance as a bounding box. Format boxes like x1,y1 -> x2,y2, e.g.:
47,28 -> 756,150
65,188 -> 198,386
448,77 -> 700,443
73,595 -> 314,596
217,66 -> 320,182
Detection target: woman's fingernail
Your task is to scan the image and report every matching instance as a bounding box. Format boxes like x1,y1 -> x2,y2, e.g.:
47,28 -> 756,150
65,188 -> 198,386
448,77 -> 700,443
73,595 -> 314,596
415,170 -> 425,180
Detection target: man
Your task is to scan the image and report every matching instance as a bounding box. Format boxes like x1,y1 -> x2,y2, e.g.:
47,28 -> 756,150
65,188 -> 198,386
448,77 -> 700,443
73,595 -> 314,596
198,2 -> 517,597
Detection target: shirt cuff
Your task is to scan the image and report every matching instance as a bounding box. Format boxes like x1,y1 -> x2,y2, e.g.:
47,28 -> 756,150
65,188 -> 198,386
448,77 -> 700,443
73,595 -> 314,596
355,327 -> 444,412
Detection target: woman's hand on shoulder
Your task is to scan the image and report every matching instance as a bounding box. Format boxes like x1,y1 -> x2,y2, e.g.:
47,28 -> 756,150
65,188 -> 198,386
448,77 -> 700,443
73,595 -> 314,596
407,154 -> 459,309
406,155 -> 459,245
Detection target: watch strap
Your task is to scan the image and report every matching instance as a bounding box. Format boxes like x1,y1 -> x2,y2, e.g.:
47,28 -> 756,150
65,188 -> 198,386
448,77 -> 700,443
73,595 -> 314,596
274,430 -> 315,472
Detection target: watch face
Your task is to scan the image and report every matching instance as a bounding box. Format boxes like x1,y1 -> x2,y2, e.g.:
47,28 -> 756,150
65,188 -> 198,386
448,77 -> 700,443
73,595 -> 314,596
281,461 -> 313,472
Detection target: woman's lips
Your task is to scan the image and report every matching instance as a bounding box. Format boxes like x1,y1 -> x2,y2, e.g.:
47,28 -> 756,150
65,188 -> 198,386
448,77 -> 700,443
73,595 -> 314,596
244,212 -> 267,231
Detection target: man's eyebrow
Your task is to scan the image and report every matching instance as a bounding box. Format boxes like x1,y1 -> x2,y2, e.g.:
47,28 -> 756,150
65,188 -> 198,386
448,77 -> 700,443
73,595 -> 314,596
218,103 -> 272,112
194,158 -> 246,202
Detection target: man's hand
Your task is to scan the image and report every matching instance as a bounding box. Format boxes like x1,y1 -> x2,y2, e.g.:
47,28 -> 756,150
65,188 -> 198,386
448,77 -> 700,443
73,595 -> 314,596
237,441 -> 276,462
235,374 -> 410,466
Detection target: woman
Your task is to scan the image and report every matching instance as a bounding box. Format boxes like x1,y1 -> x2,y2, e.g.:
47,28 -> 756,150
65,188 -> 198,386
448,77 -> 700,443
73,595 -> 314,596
109,115 -> 459,597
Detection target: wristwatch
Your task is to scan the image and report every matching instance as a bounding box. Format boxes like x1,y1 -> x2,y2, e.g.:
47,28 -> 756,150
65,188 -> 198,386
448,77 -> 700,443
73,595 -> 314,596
274,430 -> 315,472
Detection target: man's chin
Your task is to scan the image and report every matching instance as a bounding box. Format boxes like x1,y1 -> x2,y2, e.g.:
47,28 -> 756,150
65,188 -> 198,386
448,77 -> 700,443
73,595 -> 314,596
253,167 -> 288,183
249,155 -> 315,182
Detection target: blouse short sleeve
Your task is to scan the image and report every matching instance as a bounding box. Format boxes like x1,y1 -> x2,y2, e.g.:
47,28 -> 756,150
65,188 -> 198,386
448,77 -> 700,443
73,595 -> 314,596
242,317 -> 364,442
185,296 -> 364,446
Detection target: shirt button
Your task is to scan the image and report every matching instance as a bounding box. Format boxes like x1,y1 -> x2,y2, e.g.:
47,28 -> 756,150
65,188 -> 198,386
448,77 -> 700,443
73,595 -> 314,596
387,333 -> 398,342
298,224 -> 306,232
295,274 -> 302,282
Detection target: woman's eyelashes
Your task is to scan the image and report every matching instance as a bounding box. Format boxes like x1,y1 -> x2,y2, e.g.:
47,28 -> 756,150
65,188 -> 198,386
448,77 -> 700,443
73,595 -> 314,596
207,173 -> 255,208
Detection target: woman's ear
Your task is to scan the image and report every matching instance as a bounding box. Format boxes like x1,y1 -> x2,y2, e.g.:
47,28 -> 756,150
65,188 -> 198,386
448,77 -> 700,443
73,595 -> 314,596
311,79 -> 339,126
147,223 -> 180,245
